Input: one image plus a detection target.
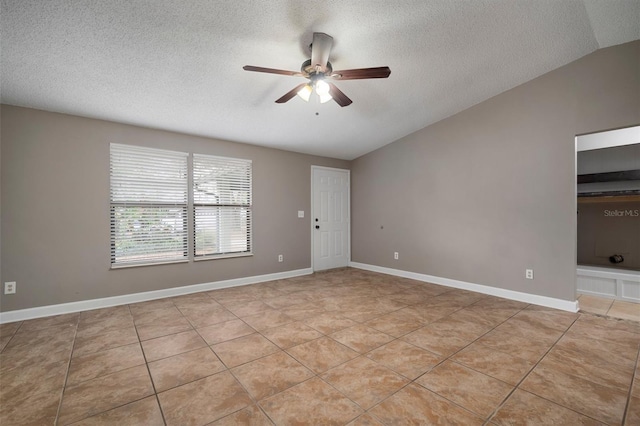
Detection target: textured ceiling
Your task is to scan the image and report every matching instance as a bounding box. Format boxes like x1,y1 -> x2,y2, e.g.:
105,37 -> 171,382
1,1 -> 639,160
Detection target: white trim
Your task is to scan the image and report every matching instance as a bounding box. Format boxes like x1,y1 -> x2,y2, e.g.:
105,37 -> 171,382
349,262 -> 579,313
577,265 -> 640,282
0,268 -> 313,324
576,126 -> 640,152
577,265 -> 640,303
311,166 -> 351,272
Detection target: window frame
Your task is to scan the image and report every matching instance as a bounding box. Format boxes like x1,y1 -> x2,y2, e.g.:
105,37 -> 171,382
192,153 -> 253,260
109,144 -> 253,268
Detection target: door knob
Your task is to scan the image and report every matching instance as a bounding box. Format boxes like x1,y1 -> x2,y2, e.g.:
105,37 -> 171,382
315,225 -> 320,229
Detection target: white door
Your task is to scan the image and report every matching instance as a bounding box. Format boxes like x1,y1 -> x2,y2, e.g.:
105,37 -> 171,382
312,166 -> 350,271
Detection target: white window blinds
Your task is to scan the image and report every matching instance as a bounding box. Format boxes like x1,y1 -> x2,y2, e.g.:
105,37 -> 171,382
193,154 -> 252,257
110,144 -> 188,266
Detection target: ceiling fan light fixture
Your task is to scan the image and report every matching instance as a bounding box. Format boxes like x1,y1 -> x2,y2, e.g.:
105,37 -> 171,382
297,84 -> 312,102
315,79 -> 332,103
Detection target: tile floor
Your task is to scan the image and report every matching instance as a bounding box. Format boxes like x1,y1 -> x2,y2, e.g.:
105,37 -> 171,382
578,294 -> 640,322
0,268 -> 639,425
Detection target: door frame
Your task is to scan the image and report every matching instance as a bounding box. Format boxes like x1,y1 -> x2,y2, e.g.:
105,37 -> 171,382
574,125 -> 640,298
310,165 -> 351,272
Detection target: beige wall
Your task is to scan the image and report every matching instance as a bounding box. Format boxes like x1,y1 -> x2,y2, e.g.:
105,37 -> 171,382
0,106 -> 349,311
351,41 -> 640,302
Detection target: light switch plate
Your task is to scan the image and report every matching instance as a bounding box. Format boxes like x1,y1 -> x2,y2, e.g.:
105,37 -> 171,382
298,210 -> 304,218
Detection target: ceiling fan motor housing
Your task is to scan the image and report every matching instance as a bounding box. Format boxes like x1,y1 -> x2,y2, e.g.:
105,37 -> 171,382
301,59 -> 333,78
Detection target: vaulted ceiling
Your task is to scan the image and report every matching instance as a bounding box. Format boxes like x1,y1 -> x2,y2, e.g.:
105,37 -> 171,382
2,1 -> 638,160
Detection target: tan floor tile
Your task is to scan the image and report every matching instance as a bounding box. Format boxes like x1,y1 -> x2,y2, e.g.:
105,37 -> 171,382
20,312 -> 79,332
475,329 -> 551,363
607,300 -> 640,322
231,351 -> 314,400
208,404 -> 273,425
70,396 -> 164,425
171,293 -> 220,310
567,318 -> 640,350
329,324 -> 394,353
242,309 -> 294,331
131,306 -> 187,325
72,325 -> 139,358
260,321 -> 323,349
627,396 -> 640,426
196,319 -> 255,345
67,343 -> 146,385
286,336 -> 359,374
0,386 -> 61,426
260,377 -> 363,424
369,383 -> 483,425
77,315 -> 135,338
0,335 -> 11,352
302,311 -> 359,334
553,333 -> 637,370
158,371 -> 252,426
346,413 -> 385,426
577,312 -> 640,334
366,339 -> 441,380
364,310 -> 424,337
494,317 -> 563,344
149,347 -> 225,392
451,342 -> 535,386
491,389 -> 604,425
135,317 -> 193,341
212,333 -> 280,368
279,302 -> 328,320
321,356 -> 409,409
58,365 -> 155,424
446,308 -> 510,329
517,307 -> 579,331
179,306 -> 237,328
0,321 -> 22,337
141,329 -> 206,362
0,357 -> 68,406
129,299 -> 176,316
78,306 -> 132,325
578,294 -> 614,315
263,293 -> 311,310
224,300 -> 272,317
400,304 -> 460,324
2,324 -> 75,364
541,349 -> 633,391
521,361 -> 628,425
416,360 -> 513,418
401,324 -> 476,357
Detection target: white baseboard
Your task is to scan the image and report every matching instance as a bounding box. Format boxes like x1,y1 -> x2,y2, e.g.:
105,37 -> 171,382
349,262 -> 579,313
0,268 -> 313,324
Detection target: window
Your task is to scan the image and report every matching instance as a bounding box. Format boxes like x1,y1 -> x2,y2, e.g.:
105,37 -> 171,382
193,154 -> 252,258
110,144 -> 188,267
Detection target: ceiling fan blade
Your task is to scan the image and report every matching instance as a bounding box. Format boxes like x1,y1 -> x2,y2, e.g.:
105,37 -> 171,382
275,83 -> 309,103
328,83 -> 352,107
243,65 -> 302,77
331,66 -> 391,80
310,32 -> 333,72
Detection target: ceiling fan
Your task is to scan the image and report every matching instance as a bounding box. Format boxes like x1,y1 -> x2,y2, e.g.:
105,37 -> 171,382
243,32 -> 391,107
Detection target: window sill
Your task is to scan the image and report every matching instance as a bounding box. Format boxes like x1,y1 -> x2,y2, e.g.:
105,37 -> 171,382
110,259 -> 189,270
194,252 -> 253,262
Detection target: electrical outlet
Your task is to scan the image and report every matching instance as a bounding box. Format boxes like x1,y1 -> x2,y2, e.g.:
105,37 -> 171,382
278,254 -> 283,262
525,269 -> 534,280
394,252 -> 399,260
4,282 -> 16,295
